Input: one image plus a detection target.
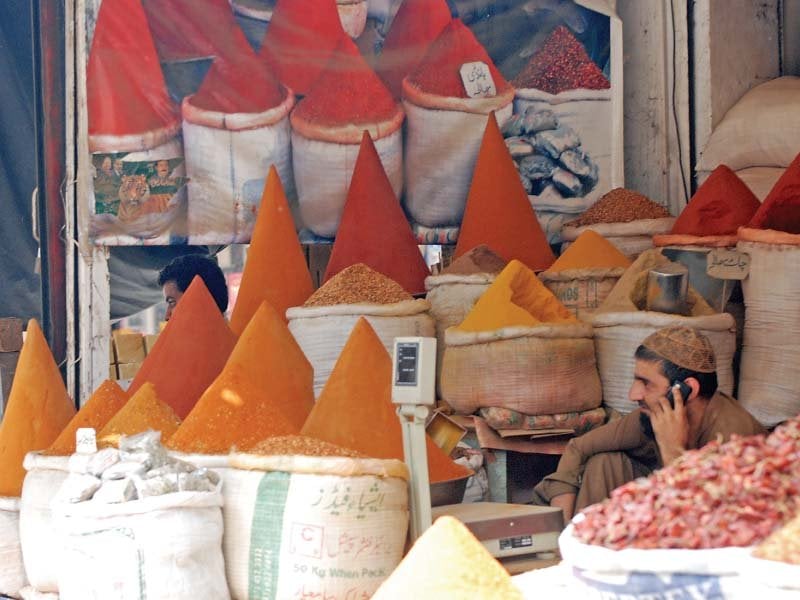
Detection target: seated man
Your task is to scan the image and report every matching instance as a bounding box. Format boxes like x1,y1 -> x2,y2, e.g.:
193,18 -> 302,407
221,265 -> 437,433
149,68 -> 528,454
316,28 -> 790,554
531,325 -> 765,522
157,254 -> 229,321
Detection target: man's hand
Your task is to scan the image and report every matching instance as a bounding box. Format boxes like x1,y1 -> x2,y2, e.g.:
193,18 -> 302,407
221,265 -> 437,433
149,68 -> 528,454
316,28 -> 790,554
650,383 -> 690,464
550,493 -> 576,523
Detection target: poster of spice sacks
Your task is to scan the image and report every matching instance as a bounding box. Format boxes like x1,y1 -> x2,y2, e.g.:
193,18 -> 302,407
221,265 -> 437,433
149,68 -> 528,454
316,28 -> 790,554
81,0 -> 622,246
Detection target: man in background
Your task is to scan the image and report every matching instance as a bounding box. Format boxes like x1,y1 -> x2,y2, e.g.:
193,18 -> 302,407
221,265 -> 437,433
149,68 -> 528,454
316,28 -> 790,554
157,254 -> 228,321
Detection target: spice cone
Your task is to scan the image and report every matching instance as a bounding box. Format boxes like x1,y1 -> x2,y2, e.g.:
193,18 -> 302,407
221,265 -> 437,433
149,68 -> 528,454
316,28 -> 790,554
301,318 -> 470,483
455,113 -> 555,271
376,0 -> 452,99
458,259 -> 576,332
547,230 -> 631,272
88,0 -> 179,143
0,319 -> 76,496
372,516 -> 523,600
229,167 -> 313,334
324,131 -> 430,294
97,382 -> 181,448
44,380 -> 129,456
129,276 -> 237,419
746,152 -> 800,234
258,0 -> 346,95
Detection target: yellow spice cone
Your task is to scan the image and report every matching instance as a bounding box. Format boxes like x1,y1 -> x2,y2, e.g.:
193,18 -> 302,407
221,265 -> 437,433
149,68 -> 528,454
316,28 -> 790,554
97,382 -> 181,448
372,516 -> 523,600
229,166 -> 314,334
547,230 -> 631,272
0,319 -> 76,496
459,259 -> 576,332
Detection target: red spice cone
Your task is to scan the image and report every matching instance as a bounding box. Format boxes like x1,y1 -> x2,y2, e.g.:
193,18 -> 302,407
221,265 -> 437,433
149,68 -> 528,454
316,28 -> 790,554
258,0 -> 346,95
670,165 -> 761,236
301,318 -> 471,484
324,131 -> 430,294
88,0 -> 179,138
129,276 -> 237,419
406,18 -> 511,99
229,166 -> 313,334
455,113 -> 556,271
376,0 -> 452,98
747,152 -> 800,233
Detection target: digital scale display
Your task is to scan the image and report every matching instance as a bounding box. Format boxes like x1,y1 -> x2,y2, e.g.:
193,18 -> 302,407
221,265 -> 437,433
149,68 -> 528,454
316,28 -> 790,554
394,342 -> 419,386
499,536 -> 533,550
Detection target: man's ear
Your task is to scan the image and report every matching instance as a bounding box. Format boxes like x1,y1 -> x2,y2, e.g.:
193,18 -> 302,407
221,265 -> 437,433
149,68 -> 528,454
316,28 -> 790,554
685,377 -> 700,401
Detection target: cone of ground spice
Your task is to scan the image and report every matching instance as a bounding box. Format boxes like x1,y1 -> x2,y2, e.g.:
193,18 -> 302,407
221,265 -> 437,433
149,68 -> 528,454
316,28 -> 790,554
128,276 -> 237,419
454,112 -> 555,271
258,0 -> 346,95
97,382 -> 181,448
0,320 -> 76,496
229,167 -> 313,334
375,0 -> 452,99
547,230 -> 631,272
44,380 -> 129,456
443,245 -> 507,275
168,301 -> 314,453
301,318 -> 471,483
372,516 -> 523,600
741,152 -> 800,241
323,131 -> 430,295
653,165 -> 761,247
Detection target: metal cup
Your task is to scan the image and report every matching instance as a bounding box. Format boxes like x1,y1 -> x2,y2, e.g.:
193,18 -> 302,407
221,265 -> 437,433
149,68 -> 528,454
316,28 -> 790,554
646,263 -> 689,314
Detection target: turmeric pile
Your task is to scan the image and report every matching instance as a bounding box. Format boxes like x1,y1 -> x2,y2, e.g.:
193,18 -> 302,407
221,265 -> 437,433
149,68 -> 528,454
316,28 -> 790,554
458,260 -> 576,332
0,319 -> 76,496
44,380 -> 128,456
547,230 -> 631,272
301,318 -> 470,484
372,516 -> 523,600
97,382 -> 181,448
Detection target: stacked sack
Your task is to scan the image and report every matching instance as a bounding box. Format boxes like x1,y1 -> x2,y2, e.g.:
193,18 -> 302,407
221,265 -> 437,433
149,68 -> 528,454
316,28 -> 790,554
590,249 -> 736,414
440,260 -> 604,428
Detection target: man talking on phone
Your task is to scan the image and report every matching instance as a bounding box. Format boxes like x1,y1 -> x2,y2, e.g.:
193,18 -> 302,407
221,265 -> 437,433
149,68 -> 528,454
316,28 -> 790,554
531,326 -> 765,522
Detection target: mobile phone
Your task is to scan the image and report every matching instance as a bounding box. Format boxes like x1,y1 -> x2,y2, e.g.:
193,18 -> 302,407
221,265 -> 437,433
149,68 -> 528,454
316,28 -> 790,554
666,380 -> 691,408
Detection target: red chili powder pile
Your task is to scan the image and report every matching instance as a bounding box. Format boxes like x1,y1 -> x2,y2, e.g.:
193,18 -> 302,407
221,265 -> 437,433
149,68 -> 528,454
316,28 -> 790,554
513,25 -> 610,94
293,36 -> 398,127
406,19 -> 511,99
670,165 -> 761,236
747,152 -> 800,233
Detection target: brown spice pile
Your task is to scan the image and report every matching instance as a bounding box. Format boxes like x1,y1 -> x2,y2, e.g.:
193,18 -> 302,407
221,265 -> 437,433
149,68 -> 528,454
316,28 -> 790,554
304,264 -> 412,307
443,245 -> 507,275
250,435 -> 364,457
566,188 -> 670,227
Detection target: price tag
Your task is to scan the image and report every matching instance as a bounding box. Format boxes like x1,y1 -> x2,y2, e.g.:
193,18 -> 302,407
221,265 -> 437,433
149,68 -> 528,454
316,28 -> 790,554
706,249 -> 750,280
76,427 -> 97,454
459,62 -> 496,99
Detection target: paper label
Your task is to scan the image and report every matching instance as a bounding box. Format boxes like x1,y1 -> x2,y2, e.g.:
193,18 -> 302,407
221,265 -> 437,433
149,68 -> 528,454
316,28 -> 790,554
459,62 -> 497,98
706,249 -> 751,280
76,427 -> 98,454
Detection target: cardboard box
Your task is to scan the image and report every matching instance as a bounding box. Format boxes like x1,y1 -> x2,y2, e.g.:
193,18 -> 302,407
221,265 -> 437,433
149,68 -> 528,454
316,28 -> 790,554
0,318 -> 23,353
144,334 -> 160,355
117,362 -> 141,380
113,332 -> 145,364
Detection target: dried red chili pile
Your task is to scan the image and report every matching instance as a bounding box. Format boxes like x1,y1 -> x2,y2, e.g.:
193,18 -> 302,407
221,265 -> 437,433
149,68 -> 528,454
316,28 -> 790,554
573,416 -> 800,550
513,26 -> 610,94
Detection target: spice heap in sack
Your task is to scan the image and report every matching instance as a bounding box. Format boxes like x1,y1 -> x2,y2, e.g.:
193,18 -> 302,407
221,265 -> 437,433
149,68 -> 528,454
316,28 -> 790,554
372,515 -> 523,600
444,245 -> 507,276
249,435 -> 365,458
304,263 -> 412,307
567,188 -> 670,226
573,416 -> 800,550
745,151 -> 800,235
97,382 -> 181,449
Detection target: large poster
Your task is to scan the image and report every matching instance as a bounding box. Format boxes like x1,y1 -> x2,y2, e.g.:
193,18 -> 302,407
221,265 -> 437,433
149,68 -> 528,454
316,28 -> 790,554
82,0 -> 621,246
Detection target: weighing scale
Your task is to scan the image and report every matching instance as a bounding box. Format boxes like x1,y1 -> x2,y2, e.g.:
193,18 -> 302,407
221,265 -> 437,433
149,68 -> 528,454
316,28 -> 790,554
391,337 -> 564,561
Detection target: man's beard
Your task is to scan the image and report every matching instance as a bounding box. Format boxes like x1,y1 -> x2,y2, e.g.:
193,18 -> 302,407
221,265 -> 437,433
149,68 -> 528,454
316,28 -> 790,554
639,412 -> 655,440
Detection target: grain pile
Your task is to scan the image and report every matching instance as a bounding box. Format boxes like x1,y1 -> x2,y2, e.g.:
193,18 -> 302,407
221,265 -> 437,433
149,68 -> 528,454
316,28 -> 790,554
566,188 -> 670,227
304,264 -> 412,307
250,435 -> 365,458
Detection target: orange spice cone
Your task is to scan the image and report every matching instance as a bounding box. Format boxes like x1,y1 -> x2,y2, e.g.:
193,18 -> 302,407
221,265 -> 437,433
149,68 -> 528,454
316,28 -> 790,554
0,320 -> 76,496
229,166 -> 313,334
45,380 -> 129,456
129,276 -> 237,419
747,152 -> 800,233
324,131 -> 430,294
301,318 -> 470,483
97,382 -> 181,448
548,230 -> 631,272
455,113 -> 555,271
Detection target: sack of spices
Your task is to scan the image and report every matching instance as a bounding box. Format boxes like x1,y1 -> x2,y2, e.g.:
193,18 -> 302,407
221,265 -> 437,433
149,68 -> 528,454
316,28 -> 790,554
223,443 -> 409,600
736,153 -> 800,427
0,497 -> 26,598
561,188 -> 675,260
182,44 -> 296,244
441,260 -> 602,416
590,250 -> 736,414
539,230 -> 631,320
290,36 -> 404,238
402,19 -> 514,228
288,264 -> 435,396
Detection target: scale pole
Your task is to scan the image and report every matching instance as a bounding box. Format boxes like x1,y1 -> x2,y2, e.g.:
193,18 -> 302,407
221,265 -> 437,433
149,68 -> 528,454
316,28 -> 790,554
397,404 -> 432,541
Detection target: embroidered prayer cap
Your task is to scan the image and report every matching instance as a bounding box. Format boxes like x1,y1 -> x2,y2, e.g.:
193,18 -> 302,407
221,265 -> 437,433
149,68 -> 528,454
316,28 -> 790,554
641,326 -> 716,373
